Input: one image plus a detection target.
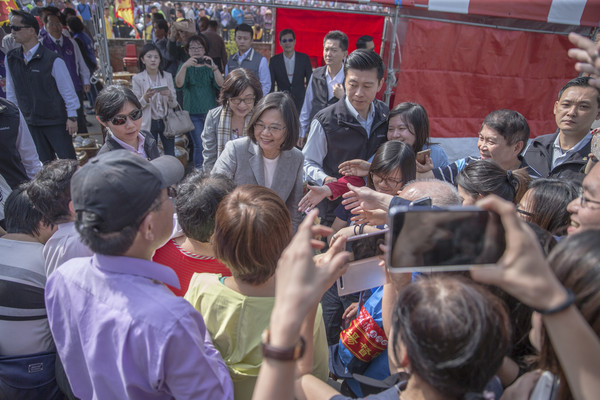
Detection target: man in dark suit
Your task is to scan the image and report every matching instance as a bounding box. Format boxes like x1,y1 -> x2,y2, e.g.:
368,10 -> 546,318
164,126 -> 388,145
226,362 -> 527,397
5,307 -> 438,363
269,29 -> 312,115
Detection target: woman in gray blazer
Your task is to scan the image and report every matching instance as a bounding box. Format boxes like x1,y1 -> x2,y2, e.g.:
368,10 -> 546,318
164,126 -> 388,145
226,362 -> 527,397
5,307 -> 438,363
212,92 -> 304,231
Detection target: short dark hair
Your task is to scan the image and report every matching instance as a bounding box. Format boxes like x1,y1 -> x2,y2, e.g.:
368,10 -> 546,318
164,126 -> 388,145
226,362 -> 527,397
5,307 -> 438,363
138,43 -> 164,76
185,34 -> 209,53
176,172 -> 234,242
356,35 -> 374,49
219,68 -> 263,107
558,76 -> 600,106
481,109 -> 530,151
4,184 -> 44,236
43,11 -> 60,25
154,19 -> 169,33
392,276 -> 511,399
389,102 -> 430,152
235,23 -> 253,36
10,10 -> 40,35
368,141 -> 416,189
27,159 -> 79,225
67,15 -> 85,33
323,30 -> 348,51
279,29 -> 295,41
152,12 -> 166,22
344,49 -> 384,81
455,160 -> 530,204
207,20 -> 218,29
95,85 -> 142,122
76,193 -> 163,256
523,178 -> 580,236
247,92 -> 299,152
214,185 -> 292,285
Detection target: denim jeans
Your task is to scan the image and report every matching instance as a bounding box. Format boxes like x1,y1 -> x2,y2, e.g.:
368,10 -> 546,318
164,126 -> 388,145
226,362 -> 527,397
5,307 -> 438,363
189,113 -> 206,168
150,119 -> 175,156
321,283 -> 361,345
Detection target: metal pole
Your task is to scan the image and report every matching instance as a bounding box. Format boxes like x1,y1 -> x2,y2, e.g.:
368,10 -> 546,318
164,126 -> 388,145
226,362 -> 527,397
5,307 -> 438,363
91,0 -> 113,86
383,6 -> 399,106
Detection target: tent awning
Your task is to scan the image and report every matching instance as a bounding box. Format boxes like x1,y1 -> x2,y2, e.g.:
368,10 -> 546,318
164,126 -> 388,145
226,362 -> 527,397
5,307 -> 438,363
337,0 -> 600,27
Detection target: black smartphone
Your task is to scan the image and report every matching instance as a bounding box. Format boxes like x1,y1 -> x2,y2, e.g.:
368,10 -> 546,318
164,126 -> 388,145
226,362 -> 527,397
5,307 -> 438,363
338,229 -> 387,295
196,57 -> 206,65
387,206 -> 505,272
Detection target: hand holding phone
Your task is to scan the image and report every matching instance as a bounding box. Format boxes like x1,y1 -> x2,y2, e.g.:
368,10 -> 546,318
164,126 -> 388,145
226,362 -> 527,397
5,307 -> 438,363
416,149 -> 432,164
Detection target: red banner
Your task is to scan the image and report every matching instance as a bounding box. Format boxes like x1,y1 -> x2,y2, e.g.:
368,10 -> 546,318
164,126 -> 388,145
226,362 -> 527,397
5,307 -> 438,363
395,19 -> 577,140
274,8 -> 385,67
0,0 -> 19,25
115,0 -> 135,28
340,306 -> 387,362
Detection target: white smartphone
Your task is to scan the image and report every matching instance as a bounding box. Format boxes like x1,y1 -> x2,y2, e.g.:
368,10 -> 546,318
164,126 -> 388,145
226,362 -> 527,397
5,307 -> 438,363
151,85 -> 168,92
530,371 -> 557,400
337,230 -> 387,296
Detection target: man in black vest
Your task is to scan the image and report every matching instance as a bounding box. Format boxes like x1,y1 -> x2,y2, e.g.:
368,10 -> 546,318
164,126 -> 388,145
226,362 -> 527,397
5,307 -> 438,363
0,98 -> 41,190
269,29 -> 312,114
225,23 -> 271,96
298,30 -> 348,148
6,10 -> 79,163
303,49 -> 388,226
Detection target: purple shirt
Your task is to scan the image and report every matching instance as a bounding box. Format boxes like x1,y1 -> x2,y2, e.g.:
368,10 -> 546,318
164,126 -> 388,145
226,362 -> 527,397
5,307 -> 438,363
46,254 -> 233,400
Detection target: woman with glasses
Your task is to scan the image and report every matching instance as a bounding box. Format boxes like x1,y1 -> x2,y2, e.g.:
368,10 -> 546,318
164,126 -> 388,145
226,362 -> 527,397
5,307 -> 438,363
96,85 -> 160,160
175,34 -> 224,168
132,43 -> 178,156
516,179 -> 580,237
202,68 -> 263,172
211,92 -> 303,231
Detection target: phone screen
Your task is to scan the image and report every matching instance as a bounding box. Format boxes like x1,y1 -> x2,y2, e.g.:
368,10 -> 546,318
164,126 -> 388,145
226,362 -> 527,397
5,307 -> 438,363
387,206 -> 505,272
346,229 -> 387,262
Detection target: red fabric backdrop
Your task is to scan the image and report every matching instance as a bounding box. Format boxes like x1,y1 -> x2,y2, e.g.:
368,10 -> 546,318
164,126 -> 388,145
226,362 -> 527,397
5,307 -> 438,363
395,19 -> 577,139
274,9 -> 385,67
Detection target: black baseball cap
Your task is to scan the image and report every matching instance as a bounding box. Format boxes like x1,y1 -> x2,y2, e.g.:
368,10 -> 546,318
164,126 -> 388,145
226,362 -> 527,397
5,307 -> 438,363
71,150 -> 184,233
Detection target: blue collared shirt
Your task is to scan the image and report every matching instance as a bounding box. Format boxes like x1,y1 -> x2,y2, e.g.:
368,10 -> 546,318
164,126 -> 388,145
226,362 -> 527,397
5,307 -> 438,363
46,254 -> 234,400
225,47 -> 271,96
552,131 -> 592,170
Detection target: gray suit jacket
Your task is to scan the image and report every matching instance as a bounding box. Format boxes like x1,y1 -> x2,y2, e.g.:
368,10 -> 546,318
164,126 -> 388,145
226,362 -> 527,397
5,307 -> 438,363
212,136 -> 304,231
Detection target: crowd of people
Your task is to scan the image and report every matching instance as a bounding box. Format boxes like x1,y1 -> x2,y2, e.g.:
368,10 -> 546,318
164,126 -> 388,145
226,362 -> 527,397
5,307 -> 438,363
1,2 -> 600,400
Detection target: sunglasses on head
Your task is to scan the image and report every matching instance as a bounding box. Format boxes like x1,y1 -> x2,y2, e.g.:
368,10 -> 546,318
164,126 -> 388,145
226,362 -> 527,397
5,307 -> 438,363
9,25 -> 29,32
109,109 -> 143,125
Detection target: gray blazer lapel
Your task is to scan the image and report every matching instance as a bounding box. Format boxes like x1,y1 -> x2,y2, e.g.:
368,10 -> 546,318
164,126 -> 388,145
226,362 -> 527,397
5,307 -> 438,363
271,150 -> 294,199
249,141 -> 265,186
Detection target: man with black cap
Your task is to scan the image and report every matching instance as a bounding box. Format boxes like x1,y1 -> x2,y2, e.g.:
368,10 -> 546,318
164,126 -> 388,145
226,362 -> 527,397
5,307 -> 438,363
45,150 -> 234,399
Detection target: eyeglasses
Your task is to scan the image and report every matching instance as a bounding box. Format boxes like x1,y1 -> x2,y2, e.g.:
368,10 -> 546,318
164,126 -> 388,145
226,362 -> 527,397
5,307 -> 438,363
254,121 -> 285,135
371,174 -> 402,187
579,187 -> 600,208
188,46 -> 204,51
9,25 -> 29,32
516,207 -> 534,218
229,97 -> 255,106
281,38 -> 294,43
109,109 -> 143,125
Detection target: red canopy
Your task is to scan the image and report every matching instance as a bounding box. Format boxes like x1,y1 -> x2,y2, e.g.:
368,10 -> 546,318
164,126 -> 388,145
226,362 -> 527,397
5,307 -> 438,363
336,0 -> 600,27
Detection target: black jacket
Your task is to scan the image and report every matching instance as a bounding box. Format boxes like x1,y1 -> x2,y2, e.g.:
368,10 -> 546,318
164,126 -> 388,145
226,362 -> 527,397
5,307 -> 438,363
524,130 -> 590,182
98,130 -> 160,160
269,51 -> 312,113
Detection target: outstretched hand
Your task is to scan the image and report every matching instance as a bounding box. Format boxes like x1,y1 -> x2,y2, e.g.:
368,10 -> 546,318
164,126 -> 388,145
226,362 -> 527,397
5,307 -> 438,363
298,185 -> 331,213
338,159 -> 371,177
470,195 -> 568,310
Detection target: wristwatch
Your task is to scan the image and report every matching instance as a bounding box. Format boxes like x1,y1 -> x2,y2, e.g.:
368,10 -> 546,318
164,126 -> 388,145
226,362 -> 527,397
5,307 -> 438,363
261,329 -> 306,361
67,117 -> 77,122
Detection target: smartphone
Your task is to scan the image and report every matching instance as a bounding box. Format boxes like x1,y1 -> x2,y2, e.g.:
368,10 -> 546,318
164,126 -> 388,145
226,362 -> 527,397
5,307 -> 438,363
387,206 -> 505,273
337,229 -> 387,295
151,85 -> 168,92
530,371 -> 557,400
196,57 -> 206,65
409,197 -> 432,207
416,148 -> 431,164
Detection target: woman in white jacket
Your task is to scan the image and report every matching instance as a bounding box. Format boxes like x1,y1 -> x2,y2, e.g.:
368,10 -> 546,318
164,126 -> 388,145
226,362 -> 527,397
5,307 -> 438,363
132,43 -> 178,155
